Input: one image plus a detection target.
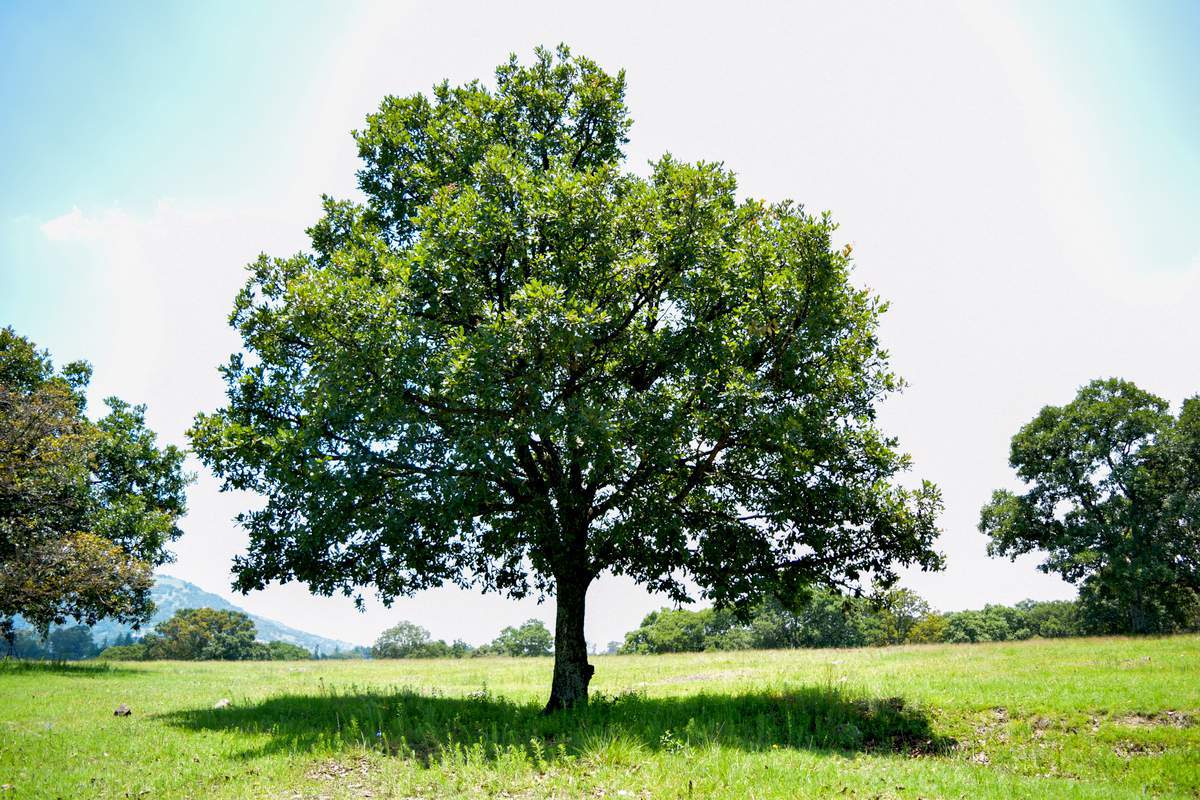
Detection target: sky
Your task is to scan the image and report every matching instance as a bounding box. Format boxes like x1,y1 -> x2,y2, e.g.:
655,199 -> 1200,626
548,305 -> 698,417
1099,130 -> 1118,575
1,0 -> 1197,649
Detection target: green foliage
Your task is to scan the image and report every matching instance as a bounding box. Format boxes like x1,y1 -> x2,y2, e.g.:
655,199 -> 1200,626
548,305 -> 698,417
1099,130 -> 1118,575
143,608 -> 260,660
372,622 -> 484,659
704,626 -> 756,651
0,327 -> 191,643
870,588 -> 932,646
620,591 -> 1091,652
262,641 -> 312,660
373,620 -> 452,659
622,592 -> 874,653
96,643 -> 148,661
47,625 -> 99,660
8,628 -> 50,659
981,378 -> 1200,634
95,627 -> 309,661
942,607 -> 1025,644
487,619 -> 554,657
3,624 -> 99,660
905,612 -> 949,644
786,593 -> 873,648
620,607 -> 738,654
1015,599 -> 1078,638
190,46 -> 942,706
372,620 -> 431,658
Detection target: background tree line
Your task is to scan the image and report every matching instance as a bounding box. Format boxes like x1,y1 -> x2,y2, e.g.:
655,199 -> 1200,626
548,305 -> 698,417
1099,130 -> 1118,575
7,625 -> 109,660
16,610 -> 558,662
615,586 -> 1197,655
23,581 -> 1196,663
93,608 -> 310,661
370,618 -> 554,659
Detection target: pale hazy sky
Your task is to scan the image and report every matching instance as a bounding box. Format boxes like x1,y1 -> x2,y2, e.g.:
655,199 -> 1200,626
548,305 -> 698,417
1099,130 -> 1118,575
1,1 -> 1197,648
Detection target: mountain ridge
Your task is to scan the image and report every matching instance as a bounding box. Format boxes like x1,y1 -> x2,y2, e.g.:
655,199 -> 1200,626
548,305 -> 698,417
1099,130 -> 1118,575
25,575 -> 362,654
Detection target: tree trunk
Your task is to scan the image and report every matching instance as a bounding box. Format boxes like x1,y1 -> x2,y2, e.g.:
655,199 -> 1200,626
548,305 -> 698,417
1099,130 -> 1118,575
544,575 -> 593,713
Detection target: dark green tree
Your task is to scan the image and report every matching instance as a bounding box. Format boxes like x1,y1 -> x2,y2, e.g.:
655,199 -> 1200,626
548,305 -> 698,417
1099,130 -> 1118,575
981,379 -> 1200,634
263,641 -> 312,660
904,612 -> 948,644
0,327 -> 190,649
783,591 -> 871,649
620,607 -> 739,654
190,46 -> 942,710
1014,599 -> 1079,638
489,618 -> 554,656
48,625 -> 98,660
11,629 -> 50,659
747,598 -> 810,650
96,643 -> 147,660
372,620 -> 450,658
940,605 -> 1029,643
868,588 -> 932,645
144,608 -> 259,660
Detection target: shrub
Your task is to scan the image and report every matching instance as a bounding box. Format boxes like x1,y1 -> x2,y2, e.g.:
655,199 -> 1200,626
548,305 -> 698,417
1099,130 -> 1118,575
97,643 -> 147,660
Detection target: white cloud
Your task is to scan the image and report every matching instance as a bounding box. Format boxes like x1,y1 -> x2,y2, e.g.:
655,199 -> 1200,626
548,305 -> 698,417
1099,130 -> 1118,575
36,200 -> 304,430
41,206 -> 105,242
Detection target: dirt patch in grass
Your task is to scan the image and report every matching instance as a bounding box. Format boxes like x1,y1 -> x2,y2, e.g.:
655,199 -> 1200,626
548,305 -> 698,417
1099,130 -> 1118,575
1113,711 -> 1193,728
307,755 -> 373,783
969,707 -> 1012,742
1113,740 -> 1168,758
980,708 -> 1194,740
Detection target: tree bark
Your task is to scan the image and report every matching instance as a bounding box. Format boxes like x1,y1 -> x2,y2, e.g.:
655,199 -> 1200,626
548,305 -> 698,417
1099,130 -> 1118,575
544,574 -> 593,713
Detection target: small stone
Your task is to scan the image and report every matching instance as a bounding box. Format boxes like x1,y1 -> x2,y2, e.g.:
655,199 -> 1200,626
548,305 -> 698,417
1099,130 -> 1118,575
114,704 -> 132,717
213,698 -> 231,709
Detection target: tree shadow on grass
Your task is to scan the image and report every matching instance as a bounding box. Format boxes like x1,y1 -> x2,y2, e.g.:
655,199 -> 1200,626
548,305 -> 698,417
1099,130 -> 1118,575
161,684 -> 955,764
0,659 -> 137,677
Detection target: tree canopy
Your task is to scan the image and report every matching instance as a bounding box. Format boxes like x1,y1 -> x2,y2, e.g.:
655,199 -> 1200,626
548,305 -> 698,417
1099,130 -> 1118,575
93,609 -> 314,661
0,327 -> 190,648
191,46 -> 942,709
486,618 -> 554,657
143,608 -> 259,660
617,591 -> 1081,653
372,620 -> 444,659
981,378 -> 1200,634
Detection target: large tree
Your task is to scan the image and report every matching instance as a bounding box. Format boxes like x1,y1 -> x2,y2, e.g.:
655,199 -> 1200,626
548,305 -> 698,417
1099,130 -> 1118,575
981,378 -> 1200,634
372,620 -> 440,659
0,328 -> 191,649
143,608 -> 259,660
190,46 -> 942,710
488,618 -> 554,657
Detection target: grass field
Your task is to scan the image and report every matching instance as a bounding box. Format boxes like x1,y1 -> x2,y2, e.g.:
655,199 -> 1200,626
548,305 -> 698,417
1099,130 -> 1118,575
2,635 -> 1198,799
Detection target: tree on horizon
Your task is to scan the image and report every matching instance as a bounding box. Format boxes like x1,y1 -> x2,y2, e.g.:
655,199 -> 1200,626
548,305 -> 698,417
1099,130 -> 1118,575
981,378 -> 1200,634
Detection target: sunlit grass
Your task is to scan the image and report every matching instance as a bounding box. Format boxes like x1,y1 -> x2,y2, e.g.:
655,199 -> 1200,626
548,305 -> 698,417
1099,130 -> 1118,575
2,635 -> 1197,798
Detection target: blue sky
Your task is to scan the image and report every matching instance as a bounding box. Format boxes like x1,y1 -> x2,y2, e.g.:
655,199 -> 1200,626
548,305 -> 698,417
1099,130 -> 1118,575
1,1 -> 1197,648
0,2 -> 342,214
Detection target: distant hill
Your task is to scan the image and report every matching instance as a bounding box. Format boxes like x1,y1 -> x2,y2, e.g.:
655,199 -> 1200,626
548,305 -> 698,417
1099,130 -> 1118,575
21,575 -> 361,655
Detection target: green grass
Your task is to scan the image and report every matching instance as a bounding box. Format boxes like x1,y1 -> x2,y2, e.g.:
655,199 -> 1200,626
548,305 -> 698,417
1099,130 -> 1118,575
2,636 -> 1198,799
